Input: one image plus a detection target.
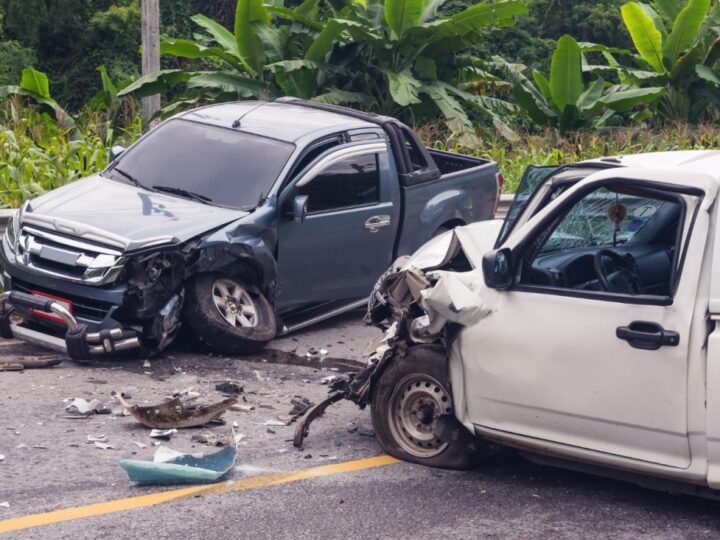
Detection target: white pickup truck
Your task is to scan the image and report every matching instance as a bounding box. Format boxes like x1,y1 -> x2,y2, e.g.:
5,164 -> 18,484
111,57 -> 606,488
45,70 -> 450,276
297,150 -> 720,498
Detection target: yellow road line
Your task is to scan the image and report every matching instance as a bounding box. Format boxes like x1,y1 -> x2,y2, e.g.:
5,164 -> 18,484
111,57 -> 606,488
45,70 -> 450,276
0,454 -> 400,534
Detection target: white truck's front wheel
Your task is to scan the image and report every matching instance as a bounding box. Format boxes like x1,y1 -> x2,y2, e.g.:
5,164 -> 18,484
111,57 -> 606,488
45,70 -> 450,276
371,346 -> 478,469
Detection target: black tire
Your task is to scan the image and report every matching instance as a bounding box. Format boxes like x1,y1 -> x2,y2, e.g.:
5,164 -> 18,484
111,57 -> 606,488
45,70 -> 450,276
371,346 -> 478,470
184,272 -> 276,356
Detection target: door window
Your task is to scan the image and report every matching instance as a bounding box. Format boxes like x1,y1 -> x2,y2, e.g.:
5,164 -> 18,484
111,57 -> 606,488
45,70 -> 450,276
518,184 -> 691,299
299,154 -> 379,213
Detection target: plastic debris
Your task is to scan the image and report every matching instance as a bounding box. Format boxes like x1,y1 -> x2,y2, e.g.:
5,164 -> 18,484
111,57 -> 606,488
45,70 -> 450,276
94,442 -> 114,450
215,381 -> 244,395
113,392 -> 237,429
289,397 -> 313,417
118,445 -> 237,485
231,404 -> 255,412
65,398 -> 111,418
0,454 -> 4,461
87,434 -> 108,443
0,502 -> 9,508
263,419 -> 287,427
150,428 -> 178,440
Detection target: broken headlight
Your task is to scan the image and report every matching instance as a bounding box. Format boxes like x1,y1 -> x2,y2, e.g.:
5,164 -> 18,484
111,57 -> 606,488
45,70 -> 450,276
3,209 -> 19,253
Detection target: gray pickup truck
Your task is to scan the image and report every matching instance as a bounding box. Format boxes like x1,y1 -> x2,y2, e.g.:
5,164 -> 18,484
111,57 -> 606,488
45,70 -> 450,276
0,98 -> 500,359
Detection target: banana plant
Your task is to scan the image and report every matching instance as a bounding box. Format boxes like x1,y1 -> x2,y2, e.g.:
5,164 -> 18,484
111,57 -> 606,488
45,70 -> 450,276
120,0 -> 527,147
502,35 -> 664,134
620,0 -> 720,121
0,68 -> 74,129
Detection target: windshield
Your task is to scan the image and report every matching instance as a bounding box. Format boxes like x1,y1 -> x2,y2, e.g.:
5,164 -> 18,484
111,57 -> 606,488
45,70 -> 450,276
105,119 -> 294,209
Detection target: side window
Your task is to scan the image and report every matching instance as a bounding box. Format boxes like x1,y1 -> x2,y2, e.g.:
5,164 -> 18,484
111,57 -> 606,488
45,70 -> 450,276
518,185 -> 688,299
299,154 -> 379,213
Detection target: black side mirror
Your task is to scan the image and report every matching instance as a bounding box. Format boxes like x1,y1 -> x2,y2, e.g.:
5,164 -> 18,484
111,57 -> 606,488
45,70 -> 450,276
482,248 -> 513,290
110,145 -> 126,162
292,195 -> 309,223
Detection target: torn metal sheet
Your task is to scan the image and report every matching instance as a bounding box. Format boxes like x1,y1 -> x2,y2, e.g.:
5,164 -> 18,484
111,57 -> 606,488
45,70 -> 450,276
118,445 -> 237,485
113,392 -> 237,429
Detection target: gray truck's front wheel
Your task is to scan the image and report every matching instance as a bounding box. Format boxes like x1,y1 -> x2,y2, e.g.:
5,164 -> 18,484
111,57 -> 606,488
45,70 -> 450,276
184,273 -> 276,356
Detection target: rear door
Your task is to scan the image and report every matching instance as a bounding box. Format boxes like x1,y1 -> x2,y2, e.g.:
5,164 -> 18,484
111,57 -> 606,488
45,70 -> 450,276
275,142 -> 400,312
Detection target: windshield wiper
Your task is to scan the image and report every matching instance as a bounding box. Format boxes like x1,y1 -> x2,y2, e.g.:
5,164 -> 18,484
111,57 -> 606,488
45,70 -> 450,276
112,168 -> 149,190
152,185 -> 213,205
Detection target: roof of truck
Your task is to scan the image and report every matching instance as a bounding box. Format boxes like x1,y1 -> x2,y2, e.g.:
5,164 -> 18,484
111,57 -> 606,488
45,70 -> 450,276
581,150 -> 720,180
179,101 -> 377,144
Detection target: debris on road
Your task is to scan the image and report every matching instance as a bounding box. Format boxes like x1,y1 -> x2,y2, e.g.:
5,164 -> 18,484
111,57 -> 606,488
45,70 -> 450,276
0,454 -> 4,461
119,445 -> 237,485
113,392 -> 237,429
87,434 -> 108,443
289,397 -> 313,420
231,404 -> 255,412
65,398 -> 111,418
94,442 -> 114,450
0,356 -> 62,371
149,428 -> 178,440
349,424 -> 375,437
263,419 -> 287,427
191,430 -> 243,447
215,380 -> 244,395
0,502 -> 9,509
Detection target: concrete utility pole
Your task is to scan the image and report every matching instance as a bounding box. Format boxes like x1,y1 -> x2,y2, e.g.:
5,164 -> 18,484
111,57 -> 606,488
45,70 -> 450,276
141,0 -> 161,120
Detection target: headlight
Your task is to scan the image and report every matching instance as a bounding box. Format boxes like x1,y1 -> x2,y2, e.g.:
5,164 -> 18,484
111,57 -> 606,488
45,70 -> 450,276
3,210 -> 19,252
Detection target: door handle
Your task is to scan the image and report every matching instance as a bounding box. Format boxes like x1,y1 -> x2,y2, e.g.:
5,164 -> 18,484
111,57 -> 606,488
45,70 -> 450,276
365,215 -> 391,233
616,321 -> 680,350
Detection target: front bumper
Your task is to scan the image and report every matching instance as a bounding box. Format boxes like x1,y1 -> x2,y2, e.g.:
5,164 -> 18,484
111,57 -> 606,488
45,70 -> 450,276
0,291 -> 141,359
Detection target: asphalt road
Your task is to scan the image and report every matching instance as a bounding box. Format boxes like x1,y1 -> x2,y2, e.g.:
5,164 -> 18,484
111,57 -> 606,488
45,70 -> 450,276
2,312 -> 720,539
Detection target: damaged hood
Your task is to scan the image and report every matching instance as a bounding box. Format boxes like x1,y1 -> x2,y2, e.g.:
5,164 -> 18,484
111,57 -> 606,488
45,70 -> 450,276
22,175 -> 248,251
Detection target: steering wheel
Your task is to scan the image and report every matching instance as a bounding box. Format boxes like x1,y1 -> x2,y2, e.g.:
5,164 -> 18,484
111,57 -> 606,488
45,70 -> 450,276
593,249 -> 644,295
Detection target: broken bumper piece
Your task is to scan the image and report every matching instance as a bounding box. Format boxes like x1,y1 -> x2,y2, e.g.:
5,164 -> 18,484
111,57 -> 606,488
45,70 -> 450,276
0,291 -> 140,359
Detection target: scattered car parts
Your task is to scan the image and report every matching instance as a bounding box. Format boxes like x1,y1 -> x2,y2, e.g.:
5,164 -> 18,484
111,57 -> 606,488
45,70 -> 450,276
113,392 -> 237,429
119,445 -> 237,485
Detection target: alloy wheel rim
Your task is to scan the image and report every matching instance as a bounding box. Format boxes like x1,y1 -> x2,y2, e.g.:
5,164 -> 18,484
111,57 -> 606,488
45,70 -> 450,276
211,278 -> 258,328
387,373 -> 451,458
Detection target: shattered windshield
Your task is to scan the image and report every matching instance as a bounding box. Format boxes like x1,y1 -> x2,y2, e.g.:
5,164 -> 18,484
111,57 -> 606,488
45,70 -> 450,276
105,119 -> 294,210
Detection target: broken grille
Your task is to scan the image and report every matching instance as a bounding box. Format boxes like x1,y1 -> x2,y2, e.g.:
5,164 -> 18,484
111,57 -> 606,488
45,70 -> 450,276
16,226 -> 127,285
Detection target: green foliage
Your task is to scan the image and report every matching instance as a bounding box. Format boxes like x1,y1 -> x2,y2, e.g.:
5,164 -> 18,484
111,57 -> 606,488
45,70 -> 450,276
0,100 -> 141,208
122,0 -> 527,147
501,35 -> 664,133
618,0 -> 720,121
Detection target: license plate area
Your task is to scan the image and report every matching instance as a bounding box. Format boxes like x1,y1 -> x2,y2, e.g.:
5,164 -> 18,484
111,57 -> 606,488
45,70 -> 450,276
30,290 -> 73,324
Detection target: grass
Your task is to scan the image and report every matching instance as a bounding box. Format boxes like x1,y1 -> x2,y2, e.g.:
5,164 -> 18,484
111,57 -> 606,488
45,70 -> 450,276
417,123 -> 720,193
0,105 -> 718,208
0,99 -> 142,208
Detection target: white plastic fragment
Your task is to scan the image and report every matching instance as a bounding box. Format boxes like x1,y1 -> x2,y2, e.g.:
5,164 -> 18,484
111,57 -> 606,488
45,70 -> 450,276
150,428 -> 178,439
0,502 -> 9,509
94,442 -> 114,450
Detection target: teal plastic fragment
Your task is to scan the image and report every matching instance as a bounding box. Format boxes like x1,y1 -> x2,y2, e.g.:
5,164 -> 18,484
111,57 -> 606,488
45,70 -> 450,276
119,445 -> 237,485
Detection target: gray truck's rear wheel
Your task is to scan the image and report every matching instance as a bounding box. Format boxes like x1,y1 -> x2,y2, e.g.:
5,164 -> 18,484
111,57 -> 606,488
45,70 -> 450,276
184,273 -> 276,356
371,346 -> 477,469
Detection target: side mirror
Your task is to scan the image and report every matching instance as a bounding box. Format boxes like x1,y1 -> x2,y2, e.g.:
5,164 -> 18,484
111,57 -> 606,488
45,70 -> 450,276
482,248 -> 513,290
292,195 -> 309,223
110,145 -> 126,162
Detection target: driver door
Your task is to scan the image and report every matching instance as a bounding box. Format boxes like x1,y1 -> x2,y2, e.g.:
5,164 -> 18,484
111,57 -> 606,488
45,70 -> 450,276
461,168 -> 713,468
275,142 -> 399,312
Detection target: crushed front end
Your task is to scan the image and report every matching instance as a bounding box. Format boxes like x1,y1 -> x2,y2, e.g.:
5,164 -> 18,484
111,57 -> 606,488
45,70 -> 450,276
0,208 -> 187,360
294,223 -> 497,447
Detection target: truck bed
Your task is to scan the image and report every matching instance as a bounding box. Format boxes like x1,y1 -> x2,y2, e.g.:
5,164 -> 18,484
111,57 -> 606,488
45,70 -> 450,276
395,149 -> 499,257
